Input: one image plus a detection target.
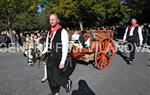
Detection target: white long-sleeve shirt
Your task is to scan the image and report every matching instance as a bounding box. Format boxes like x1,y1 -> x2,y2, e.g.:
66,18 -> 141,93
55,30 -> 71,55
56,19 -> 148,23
123,26 -> 143,45
71,33 -> 80,41
42,29 -> 69,64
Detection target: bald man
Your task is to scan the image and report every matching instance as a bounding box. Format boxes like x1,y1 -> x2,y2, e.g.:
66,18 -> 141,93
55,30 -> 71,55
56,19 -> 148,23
43,14 -> 72,95
123,18 -> 143,64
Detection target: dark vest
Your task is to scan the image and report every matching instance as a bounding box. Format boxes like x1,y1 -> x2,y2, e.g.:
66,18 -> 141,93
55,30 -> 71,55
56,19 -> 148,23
48,28 -> 63,59
126,26 -> 140,43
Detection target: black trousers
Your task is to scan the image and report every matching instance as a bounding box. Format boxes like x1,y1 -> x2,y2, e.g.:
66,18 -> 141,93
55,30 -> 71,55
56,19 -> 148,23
47,54 -> 76,95
127,41 -> 136,60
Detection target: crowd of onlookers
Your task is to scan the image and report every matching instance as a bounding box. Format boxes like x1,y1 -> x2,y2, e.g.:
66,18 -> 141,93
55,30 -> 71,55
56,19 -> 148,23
0,24 -> 150,49
0,30 -> 46,48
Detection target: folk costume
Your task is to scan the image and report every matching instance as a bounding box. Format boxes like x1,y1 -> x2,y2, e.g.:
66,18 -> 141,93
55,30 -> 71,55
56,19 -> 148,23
42,24 -> 72,95
123,23 -> 143,63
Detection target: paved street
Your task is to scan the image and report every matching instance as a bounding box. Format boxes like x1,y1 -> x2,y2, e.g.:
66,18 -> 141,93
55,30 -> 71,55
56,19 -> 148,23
0,47 -> 150,95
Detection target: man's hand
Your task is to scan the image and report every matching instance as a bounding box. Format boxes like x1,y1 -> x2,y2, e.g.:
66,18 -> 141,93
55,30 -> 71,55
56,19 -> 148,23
59,63 -> 65,70
122,40 -> 126,45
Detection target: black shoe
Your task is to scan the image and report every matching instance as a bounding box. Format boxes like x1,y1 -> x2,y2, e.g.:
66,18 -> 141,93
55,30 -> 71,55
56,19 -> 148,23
129,60 -> 133,63
66,80 -> 72,93
128,59 -> 133,65
54,93 -> 59,95
41,78 -> 47,83
147,64 -> 150,67
128,58 -> 135,64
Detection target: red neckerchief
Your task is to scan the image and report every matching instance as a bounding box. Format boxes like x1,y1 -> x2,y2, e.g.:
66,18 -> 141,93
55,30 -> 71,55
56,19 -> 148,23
83,34 -> 90,41
49,24 -> 62,38
129,23 -> 139,30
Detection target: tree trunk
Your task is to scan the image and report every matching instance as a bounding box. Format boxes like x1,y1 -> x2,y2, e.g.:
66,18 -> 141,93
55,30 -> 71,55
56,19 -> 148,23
8,17 -> 13,44
79,21 -> 83,31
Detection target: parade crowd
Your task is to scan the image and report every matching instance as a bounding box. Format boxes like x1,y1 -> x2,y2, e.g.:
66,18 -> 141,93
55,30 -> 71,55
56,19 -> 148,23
0,23 -> 150,49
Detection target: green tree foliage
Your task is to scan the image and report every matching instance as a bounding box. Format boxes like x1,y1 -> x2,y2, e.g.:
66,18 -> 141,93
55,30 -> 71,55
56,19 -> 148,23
0,0 -> 39,30
50,0 -> 97,30
126,0 -> 150,22
50,0 -> 132,28
0,0 -> 149,31
92,0 -> 132,25
52,0 -> 78,18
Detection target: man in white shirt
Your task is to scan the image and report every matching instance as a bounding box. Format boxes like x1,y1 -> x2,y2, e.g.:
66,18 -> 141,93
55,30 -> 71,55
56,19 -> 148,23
71,31 -> 80,41
123,18 -> 143,64
42,14 -> 72,95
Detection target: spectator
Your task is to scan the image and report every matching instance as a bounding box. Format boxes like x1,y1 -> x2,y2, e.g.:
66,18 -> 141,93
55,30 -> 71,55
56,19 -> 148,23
79,30 -> 86,47
71,31 -> 80,41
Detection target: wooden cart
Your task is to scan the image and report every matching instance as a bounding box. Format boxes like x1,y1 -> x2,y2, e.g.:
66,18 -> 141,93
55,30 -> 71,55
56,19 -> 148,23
69,30 -> 116,70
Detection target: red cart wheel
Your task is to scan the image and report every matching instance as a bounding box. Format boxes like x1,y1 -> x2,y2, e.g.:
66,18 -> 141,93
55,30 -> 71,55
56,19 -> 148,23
93,38 -> 116,70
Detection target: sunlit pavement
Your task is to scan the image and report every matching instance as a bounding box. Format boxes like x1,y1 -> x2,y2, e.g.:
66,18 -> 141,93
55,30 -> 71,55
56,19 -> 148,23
0,46 -> 149,95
